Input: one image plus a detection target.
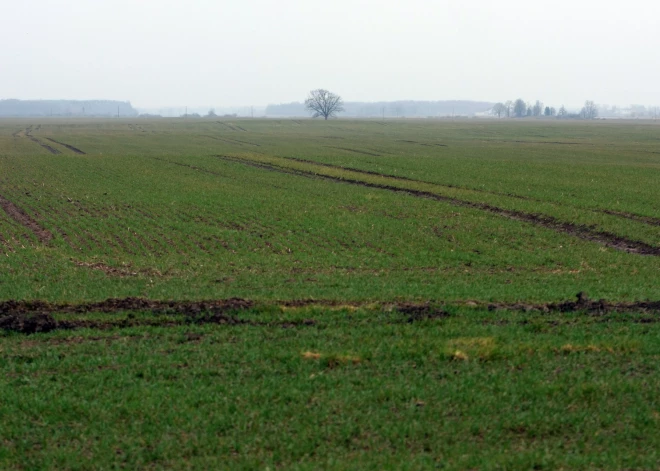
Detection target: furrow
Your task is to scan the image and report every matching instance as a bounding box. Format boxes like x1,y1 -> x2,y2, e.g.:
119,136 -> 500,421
215,155 -> 660,257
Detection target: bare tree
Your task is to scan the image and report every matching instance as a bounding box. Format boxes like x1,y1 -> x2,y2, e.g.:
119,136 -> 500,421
492,103 -> 507,118
304,89 -> 344,120
581,100 -> 598,119
533,100 -> 544,117
558,105 -> 567,117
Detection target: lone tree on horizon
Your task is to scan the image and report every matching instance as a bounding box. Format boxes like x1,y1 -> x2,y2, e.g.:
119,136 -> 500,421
304,89 -> 344,120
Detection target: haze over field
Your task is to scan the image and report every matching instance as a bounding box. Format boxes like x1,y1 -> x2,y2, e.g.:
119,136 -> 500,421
1,0 -> 659,109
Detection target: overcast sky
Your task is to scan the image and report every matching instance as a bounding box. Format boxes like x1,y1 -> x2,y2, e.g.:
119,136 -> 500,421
2,0 -> 659,109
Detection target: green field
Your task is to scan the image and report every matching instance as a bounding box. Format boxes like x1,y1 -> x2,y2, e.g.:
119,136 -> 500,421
1,118 -> 659,469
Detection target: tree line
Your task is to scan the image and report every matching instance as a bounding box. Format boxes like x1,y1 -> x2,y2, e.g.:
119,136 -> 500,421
491,99 -> 598,119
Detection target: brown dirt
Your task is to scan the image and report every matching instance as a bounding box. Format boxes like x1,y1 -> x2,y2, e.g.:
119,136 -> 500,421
1,294 -> 659,334
216,156 -> 660,257
0,298 -> 254,334
0,194 -> 53,244
484,292 -> 660,314
0,312 -> 60,334
45,138 -> 86,155
397,303 -> 451,323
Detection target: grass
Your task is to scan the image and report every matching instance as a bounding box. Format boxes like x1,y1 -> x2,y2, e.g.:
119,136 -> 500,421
0,118 -> 659,302
2,305 -> 660,469
1,117 -> 659,469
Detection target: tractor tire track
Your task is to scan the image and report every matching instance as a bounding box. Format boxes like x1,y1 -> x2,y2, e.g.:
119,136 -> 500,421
280,156 -> 660,229
20,126 -> 61,154
0,194 -> 53,244
45,138 -> 86,155
599,210 -> 660,227
216,121 -> 245,132
214,155 -> 660,257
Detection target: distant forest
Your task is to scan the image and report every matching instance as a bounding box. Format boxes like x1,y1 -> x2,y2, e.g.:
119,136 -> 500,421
266,100 -> 494,118
0,100 -> 138,117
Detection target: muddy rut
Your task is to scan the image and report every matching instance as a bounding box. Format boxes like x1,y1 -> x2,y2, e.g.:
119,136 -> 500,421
45,138 -> 86,155
1,293 -> 658,334
215,155 -> 660,257
0,194 -> 53,243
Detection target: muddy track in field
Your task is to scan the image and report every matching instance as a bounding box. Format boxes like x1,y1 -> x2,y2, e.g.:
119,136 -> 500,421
279,156 -> 543,203
599,210 -> 660,227
0,194 -> 53,243
19,127 -> 61,155
283,157 -> 660,230
45,138 -> 86,155
215,155 -> 660,256
1,294 -> 659,334
0,298 -> 311,333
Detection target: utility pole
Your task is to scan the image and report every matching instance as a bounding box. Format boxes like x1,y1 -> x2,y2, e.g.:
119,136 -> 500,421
117,106 -> 120,118
251,106 -> 254,118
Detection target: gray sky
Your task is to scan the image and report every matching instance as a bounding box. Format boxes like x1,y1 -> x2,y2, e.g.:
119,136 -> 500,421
2,0 -> 659,109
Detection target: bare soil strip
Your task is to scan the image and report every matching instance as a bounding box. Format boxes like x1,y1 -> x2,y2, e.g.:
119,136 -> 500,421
1,294 -> 658,334
216,155 -> 660,256
45,138 -> 86,155
0,195 -> 53,244
324,146 -> 381,156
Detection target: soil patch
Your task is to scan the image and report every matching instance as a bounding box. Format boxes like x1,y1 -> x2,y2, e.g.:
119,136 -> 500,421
485,292 -> 660,314
2,294 -> 659,334
0,195 -> 53,243
0,312 -> 59,334
397,303 -> 451,323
